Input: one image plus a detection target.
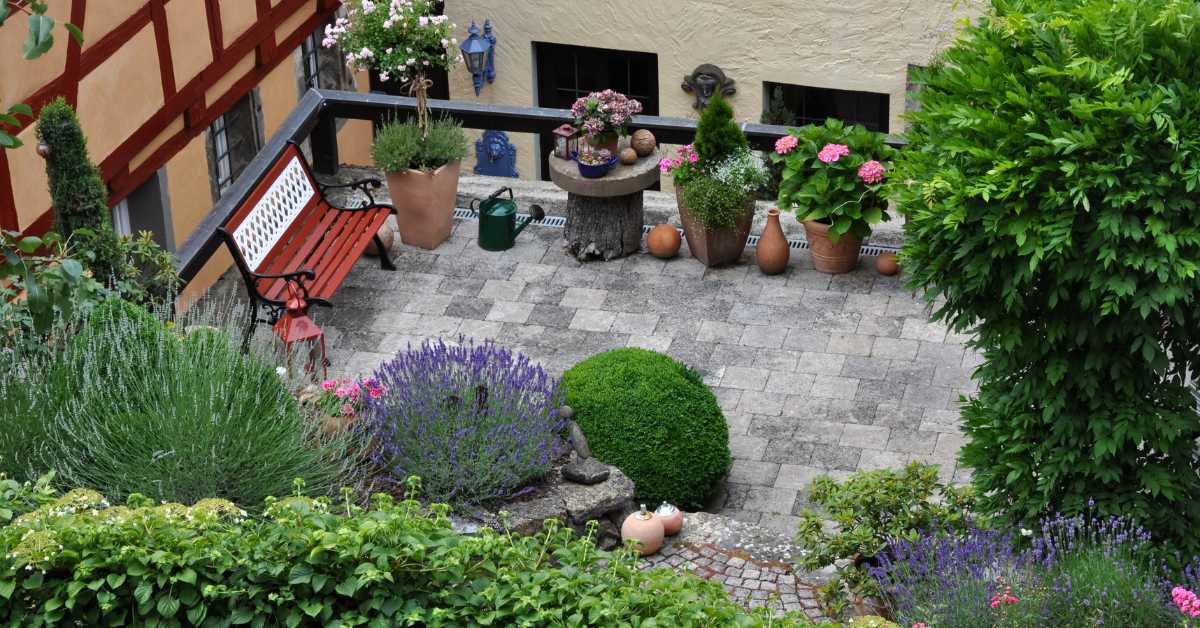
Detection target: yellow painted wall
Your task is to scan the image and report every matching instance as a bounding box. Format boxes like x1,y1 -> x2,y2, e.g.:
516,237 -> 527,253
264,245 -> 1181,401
167,132 -> 233,309
0,2 -> 70,106
76,23 -> 164,161
166,0 -> 214,87
444,0 -> 976,179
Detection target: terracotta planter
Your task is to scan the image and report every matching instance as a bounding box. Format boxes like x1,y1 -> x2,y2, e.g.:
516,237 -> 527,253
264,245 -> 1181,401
803,219 -> 861,274
385,160 -> 461,250
621,505 -> 665,556
755,208 -> 789,274
675,185 -> 755,267
585,133 -> 619,154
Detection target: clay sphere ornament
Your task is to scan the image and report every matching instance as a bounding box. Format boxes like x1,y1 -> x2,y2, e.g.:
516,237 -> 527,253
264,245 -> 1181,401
631,129 -> 657,157
621,504 -> 665,556
654,502 -> 684,536
875,252 -> 900,276
645,224 -> 682,258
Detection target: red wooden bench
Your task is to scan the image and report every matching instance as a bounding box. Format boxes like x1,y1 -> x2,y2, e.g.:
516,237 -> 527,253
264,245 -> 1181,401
218,142 -> 396,346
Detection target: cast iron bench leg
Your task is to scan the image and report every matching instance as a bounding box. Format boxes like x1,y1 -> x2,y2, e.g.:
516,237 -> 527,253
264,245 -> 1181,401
373,233 -> 397,271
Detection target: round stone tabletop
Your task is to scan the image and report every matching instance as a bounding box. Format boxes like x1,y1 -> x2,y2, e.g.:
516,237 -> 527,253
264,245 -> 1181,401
548,151 -> 661,198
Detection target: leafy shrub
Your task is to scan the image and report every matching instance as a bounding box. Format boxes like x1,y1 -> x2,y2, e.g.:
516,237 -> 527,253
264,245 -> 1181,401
773,118 -> 895,242
562,348 -> 730,510
0,485 -> 828,626
872,512 -> 1178,627
0,230 -> 103,354
893,0 -> 1200,552
371,117 -> 467,172
680,172 -> 754,230
795,463 -> 981,610
364,338 -> 566,506
692,92 -> 747,166
0,473 -> 56,526
0,298 -> 356,505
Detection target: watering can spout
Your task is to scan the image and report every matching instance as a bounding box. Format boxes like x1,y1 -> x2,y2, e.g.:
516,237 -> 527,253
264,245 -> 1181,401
513,204 -> 546,240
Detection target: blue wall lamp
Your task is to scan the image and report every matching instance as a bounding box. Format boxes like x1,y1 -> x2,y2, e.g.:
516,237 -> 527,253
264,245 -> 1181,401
460,20 -> 496,96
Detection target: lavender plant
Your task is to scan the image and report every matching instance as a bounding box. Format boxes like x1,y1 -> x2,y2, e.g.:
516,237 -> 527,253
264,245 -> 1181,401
872,510 -> 1178,627
363,338 -> 567,506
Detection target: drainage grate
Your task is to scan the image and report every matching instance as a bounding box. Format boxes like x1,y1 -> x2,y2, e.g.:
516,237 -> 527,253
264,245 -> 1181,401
454,207 -> 900,254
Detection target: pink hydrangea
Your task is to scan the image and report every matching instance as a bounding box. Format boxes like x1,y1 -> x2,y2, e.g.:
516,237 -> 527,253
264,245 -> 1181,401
817,143 -> 850,163
1173,587 -> 1200,617
858,159 -> 886,184
775,135 -> 798,155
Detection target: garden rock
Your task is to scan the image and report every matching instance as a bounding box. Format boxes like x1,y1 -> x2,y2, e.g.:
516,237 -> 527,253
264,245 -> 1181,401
562,457 -> 609,485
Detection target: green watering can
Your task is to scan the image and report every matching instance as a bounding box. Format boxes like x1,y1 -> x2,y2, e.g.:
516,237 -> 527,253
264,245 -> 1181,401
469,187 -> 545,252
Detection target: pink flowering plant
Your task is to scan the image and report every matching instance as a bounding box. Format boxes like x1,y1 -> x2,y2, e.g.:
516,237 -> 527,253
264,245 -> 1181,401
315,376 -> 387,419
570,90 -> 643,145
772,118 -> 896,242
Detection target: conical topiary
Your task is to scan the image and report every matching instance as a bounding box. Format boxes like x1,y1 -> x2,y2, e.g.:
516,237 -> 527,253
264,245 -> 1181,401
692,92 -> 747,167
36,97 -> 112,240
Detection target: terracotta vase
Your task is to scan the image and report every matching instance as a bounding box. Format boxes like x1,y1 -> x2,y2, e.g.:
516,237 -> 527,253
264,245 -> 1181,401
385,160 -> 461,250
654,502 -> 684,536
803,219 -> 861,274
675,185 -> 755,267
645,224 -> 682,258
621,505 -> 665,556
755,208 -> 789,274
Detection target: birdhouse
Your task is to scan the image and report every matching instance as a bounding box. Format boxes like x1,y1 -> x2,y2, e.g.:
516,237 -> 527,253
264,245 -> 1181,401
553,124 -> 580,160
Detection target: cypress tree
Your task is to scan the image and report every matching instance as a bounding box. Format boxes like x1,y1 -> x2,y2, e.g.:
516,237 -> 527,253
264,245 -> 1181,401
692,93 -> 747,167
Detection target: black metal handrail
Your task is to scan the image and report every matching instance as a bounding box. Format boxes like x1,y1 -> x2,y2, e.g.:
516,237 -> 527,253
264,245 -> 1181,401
175,88 -> 905,283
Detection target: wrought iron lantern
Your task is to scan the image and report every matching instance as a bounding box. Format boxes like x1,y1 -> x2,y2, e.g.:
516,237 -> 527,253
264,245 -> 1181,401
553,124 -> 580,159
460,20 -> 496,96
273,282 -> 328,379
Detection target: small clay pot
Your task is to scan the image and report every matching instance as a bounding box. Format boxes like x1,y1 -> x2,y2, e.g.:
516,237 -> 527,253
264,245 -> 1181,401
631,129 -> 656,157
621,505 -> 664,556
875,252 -> 899,276
619,147 -> 639,165
645,224 -> 681,258
654,502 -> 684,536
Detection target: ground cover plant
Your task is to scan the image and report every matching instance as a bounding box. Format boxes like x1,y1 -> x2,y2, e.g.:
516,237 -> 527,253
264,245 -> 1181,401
894,0 -> 1200,552
0,297 -> 356,506
363,337 -> 567,507
562,348 -> 730,511
0,480 -> 831,627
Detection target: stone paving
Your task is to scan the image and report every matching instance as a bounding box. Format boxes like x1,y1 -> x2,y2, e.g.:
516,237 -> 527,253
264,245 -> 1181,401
299,209 -> 979,538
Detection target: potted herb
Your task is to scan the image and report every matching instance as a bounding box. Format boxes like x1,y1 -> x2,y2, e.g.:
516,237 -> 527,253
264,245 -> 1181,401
574,148 -> 616,178
772,118 -> 895,273
661,94 -> 768,266
324,0 -> 463,249
570,90 -> 642,153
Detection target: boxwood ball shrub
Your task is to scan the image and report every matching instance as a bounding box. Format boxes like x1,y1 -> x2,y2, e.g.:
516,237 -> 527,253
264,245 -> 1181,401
894,0 -> 1200,550
562,348 -> 730,510
364,337 -> 567,506
0,486 -> 830,626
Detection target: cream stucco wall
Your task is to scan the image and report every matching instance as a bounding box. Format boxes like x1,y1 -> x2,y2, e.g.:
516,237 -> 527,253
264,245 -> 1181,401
443,0 -> 972,179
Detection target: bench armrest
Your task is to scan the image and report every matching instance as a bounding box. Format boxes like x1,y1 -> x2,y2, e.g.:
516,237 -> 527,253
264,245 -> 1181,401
320,178 -> 384,207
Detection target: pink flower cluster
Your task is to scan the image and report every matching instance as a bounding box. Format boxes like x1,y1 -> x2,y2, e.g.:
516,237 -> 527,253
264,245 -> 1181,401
912,623 -> 928,628
817,143 -> 851,164
570,90 -> 643,138
659,144 -> 698,173
321,377 -> 386,417
775,135 -> 798,155
989,586 -> 1019,609
1174,587 -> 1200,617
858,159 -> 886,184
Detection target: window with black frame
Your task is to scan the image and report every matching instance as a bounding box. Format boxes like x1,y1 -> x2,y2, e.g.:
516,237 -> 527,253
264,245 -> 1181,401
300,16 -> 355,93
763,81 -> 890,133
207,90 -> 264,201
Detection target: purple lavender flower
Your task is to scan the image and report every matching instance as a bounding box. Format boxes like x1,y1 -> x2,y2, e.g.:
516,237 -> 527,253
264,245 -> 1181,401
360,337 -> 566,506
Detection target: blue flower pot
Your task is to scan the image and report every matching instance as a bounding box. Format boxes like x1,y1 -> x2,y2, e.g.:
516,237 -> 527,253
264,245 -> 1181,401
574,153 -> 618,179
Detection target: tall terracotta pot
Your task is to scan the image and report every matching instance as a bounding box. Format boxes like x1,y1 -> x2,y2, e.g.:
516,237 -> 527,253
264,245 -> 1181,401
803,219 -> 861,274
385,160 -> 461,250
675,185 -> 755,267
756,208 -> 789,274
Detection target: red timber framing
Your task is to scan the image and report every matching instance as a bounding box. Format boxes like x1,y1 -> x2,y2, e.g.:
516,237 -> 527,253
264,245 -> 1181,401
0,0 -> 343,233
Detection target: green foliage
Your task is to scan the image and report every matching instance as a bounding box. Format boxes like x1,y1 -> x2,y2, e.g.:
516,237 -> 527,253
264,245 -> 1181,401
562,349 -> 730,510
0,0 -> 81,149
0,486 -> 826,626
0,230 -> 104,353
681,172 -> 754,230
773,118 -> 895,242
846,618 -> 898,628
36,98 -> 178,305
893,0 -> 1200,552
372,117 -> 467,172
0,298 -> 357,506
693,92 -> 747,167
0,473 -> 56,526
762,86 -> 796,126
795,463 -> 981,605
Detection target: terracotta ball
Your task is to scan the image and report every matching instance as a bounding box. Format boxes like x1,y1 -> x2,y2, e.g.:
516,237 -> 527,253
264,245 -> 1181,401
621,506 -> 665,556
631,129 -> 657,157
619,147 -> 639,165
875,252 -> 900,276
365,224 -> 395,257
654,503 -> 684,536
646,224 -> 681,258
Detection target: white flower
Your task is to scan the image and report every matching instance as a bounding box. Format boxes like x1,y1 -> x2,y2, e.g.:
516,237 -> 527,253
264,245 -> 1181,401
276,366 -> 287,377
1020,528 -> 1033,537
380,71 -> 390,81
361,0 -> 376,13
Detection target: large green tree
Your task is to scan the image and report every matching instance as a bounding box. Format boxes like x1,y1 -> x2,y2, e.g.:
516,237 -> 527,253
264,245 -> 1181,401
894,0 -> 1200,549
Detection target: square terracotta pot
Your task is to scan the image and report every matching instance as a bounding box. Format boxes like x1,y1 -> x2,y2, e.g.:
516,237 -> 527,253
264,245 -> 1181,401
675,185 -> 755,267
385,160 -> 461,250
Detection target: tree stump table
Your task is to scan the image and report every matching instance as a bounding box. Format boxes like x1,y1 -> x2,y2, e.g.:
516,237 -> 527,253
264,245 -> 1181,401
549,151 -> 660,261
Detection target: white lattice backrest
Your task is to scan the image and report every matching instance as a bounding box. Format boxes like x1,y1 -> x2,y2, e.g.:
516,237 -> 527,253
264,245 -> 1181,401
231,156 -> 315,271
